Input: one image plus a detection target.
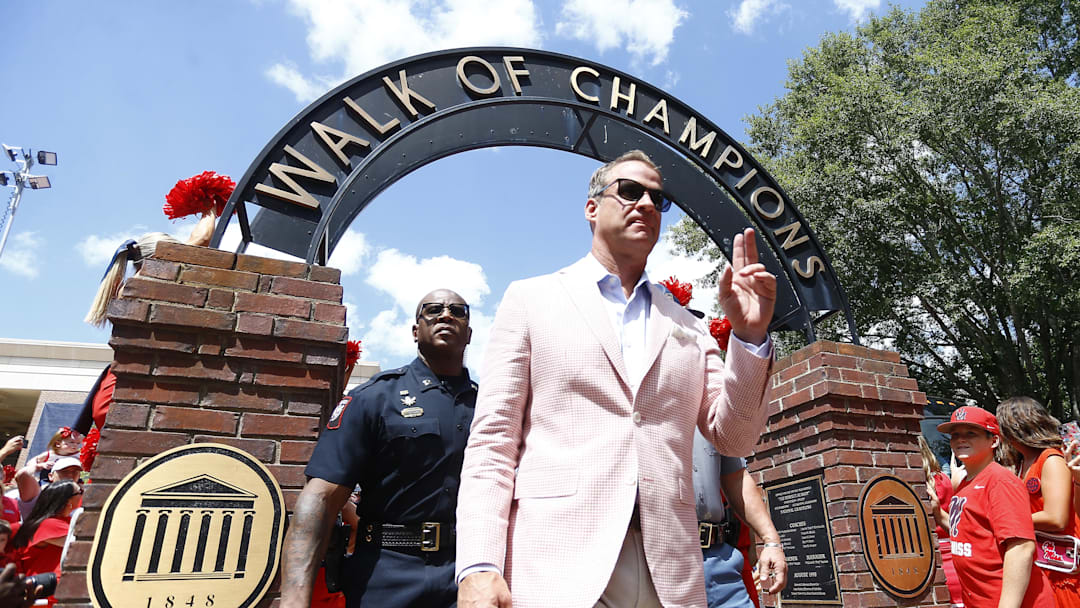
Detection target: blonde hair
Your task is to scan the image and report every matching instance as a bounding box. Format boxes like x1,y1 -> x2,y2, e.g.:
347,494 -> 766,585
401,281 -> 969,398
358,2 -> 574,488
997,396 -> 1063,451
918,435 -> 941,481
84,232 -> 179,327
587,150 -> 662,199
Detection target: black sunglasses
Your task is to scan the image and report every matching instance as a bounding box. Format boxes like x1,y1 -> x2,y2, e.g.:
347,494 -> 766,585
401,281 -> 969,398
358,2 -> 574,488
596,178 -> 672,212
417,302 -> 470,321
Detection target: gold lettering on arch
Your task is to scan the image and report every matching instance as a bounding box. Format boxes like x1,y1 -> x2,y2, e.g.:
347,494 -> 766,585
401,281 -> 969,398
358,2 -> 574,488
253,145 -> 336,210
457,56 -> 501,96
571,66 -> 601,103
382,69 -> 436,118
679,116 -> 717,159
310,121 -> 370,169
642,98 -> 670,135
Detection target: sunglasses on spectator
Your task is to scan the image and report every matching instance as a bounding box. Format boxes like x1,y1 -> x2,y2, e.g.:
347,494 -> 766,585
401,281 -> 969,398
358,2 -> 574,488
595,178 -> 672,212
417,302 -> 470,321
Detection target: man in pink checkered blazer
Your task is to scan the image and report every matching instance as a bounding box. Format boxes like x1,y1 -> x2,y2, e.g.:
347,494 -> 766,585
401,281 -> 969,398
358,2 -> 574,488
456,151 -> 777,608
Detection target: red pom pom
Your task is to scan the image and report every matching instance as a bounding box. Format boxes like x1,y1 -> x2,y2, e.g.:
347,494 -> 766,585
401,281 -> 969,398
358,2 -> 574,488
709,317 -> 732,351
659,276 -> 693,307
80,427 -> 101,473
345,340 -> 362,369
163,171 -> 236,220
2,465 -> 14,485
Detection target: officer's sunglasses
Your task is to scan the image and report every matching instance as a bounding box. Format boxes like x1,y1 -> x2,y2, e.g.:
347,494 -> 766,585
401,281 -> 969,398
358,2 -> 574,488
595,178 -> 672,213
417,302 -> 470,321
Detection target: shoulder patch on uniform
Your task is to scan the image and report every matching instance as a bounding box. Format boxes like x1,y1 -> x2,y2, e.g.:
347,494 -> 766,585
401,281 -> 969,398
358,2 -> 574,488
327,396 -> 351,430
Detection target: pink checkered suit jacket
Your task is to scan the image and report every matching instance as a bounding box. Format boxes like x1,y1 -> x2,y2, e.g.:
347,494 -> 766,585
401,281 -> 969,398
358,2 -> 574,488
455,259 -> 773,608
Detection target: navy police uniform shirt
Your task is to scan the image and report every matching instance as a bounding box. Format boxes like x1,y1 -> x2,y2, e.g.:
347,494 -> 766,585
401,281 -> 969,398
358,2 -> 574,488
306,356 -> 477,526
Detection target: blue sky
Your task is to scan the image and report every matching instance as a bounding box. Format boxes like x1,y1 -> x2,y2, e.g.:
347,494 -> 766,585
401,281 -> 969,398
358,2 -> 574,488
2,0 -> 926,375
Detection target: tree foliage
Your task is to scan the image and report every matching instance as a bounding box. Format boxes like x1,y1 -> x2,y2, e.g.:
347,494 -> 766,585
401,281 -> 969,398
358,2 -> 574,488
671,0 -> 1080,418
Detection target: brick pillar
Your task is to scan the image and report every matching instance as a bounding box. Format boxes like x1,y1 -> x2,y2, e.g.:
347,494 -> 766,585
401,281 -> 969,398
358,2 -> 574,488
56,242 -> 347,607
750,341 -> 950,607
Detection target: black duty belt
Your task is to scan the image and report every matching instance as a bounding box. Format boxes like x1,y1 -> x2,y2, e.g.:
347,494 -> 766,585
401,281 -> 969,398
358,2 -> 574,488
699,520 -> 735,549
359,521 -> 455,553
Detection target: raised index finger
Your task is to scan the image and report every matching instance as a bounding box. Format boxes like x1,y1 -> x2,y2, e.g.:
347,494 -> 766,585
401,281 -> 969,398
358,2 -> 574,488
731,231 -> 745,272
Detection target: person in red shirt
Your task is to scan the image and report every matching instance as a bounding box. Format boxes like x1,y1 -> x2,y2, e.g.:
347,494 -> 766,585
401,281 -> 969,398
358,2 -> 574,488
11,481 -> 81,590
930,406 -> 1054,608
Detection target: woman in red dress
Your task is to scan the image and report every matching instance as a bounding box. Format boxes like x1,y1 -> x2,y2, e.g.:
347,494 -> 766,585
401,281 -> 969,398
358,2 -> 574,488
10,480 -> 81,604
998,397 -> 1080,608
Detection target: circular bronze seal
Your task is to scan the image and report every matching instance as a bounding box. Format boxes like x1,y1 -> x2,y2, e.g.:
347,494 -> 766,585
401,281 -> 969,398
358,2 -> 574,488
857,474 -> 936,599
87,444 -> 285,608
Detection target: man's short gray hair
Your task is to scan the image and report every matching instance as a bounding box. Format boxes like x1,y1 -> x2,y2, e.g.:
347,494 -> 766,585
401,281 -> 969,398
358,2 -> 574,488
587,150 -> 661,198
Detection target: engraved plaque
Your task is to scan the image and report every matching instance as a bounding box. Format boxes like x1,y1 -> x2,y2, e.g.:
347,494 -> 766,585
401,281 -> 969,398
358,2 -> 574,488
765,475 -> 841,605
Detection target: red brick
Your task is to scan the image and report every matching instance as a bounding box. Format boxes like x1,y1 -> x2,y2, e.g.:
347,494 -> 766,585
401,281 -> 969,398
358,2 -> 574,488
110,325 -> 197,353
199,342 -> 223,356
268,464 -> 308,488
112,351 -> 152,376
152,241 -> 235,269
225,337 -> 305,363
54,571 -> 89,601
73,512 -> 100,537
789,454 -> 823,475
776,360 -> 809,384
154,355 -> 240,382
203,386 -> 284,412
785,340 -> 839,366
112,379 -> 199,405
309,265 -> 341,283
237,313 -> 274,335
153,406 -> 238,434
236,254 -> 310,278
122,277 -> 208,306
207,288 -> 235,309
879,387 -> 914,404
859,359 -> 894,374
180,266 -> 260,290
193,435 -> 276,462
106,298 -> 149,323
305,345 -> 342,367
287,395 -> 325,416
280,440 -> 316,464
270,276 -> 343,302
62,539 -> 93,568
824,380 -> 862,398
103,403 -> 151,429
242,413 -> 319,438
781,387 -> 813,409
80,483 -> 117,510
284,489 -> 302,511
313,302 -> 347,324
136,258 -> 180,281
235,292 -> 311,318
86,455 -> 138,481
273,318 -> 347,343
98,429 -> 188,456
258,275 -> 274,293
885,376 -> 920,391
252,365 -> 333,390
873,452 -> 909,467
150,303 -> 235,330
794,369 -> 828,392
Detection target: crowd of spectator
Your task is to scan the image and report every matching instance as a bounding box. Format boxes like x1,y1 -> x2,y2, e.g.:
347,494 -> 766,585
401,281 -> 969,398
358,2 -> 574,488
1,429 -> 87,607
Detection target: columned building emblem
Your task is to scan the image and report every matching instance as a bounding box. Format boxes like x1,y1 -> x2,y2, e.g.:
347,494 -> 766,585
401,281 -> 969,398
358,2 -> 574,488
89,445 -> 284,608
858,474 -> 935,599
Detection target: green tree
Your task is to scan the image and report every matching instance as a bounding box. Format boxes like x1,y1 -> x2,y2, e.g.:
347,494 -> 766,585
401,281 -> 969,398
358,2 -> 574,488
671,0 -> 1080,418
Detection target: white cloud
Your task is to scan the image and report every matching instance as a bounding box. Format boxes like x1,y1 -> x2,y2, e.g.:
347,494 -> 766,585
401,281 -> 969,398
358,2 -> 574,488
361,248 -> 492,372
0,232 -> 44,278
327,229 -> 370,276
646,232 -> 722,314
729,0 -> 789,35
75,226 -> 150,267
271,0 -> 543,102
556,0 -> 688,66
833,0 -> 881,22
265,63 -> 341,104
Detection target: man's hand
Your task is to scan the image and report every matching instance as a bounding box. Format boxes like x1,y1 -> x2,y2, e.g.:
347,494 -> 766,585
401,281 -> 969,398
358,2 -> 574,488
0,564 -> 39,608
758,545 -> 788,594
458,571 -> 512,608
718,228 -> 776,345
0,436 -> 23,461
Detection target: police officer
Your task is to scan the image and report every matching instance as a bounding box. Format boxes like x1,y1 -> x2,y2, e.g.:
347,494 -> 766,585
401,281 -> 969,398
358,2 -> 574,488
694,429 -> 788,607
281,289 -> 476,608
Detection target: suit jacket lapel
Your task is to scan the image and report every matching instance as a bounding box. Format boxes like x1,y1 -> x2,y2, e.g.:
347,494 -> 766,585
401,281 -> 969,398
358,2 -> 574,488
556,268 -> 631,389
641,282 -> 676,380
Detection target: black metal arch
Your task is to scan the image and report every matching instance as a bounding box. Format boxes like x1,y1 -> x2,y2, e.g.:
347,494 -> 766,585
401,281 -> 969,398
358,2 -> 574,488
211,47 -> 857,342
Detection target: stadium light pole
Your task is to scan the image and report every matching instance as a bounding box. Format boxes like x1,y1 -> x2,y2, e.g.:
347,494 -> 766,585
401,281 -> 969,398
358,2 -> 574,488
0,144 -> 57,260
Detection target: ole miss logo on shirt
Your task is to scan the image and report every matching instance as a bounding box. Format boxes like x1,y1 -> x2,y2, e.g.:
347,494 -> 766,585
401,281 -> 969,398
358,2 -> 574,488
948,496 -> 971,557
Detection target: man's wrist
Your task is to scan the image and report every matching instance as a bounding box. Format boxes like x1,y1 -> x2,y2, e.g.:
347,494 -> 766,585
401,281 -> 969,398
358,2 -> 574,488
762,541 -> 783,548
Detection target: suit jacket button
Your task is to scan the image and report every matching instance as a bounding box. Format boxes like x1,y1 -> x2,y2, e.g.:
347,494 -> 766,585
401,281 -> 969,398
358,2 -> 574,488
632,411 -> 642,423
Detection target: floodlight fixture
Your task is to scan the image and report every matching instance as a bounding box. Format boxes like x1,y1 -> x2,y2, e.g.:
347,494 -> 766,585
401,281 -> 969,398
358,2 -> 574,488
0,173 -> 7,187
26,175 -> 51,189
36,151 -> 57,166
2,144 -> 19,162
